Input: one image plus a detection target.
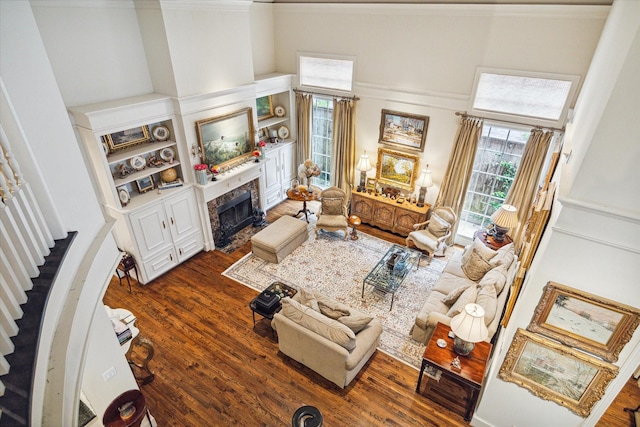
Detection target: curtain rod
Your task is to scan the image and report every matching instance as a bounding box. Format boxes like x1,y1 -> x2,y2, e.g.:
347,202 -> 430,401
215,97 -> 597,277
455,111 -> 564,133
293,88 -> 360,101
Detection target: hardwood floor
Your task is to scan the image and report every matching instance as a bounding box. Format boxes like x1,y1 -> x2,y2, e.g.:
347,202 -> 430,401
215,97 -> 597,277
103,199 -> 637,426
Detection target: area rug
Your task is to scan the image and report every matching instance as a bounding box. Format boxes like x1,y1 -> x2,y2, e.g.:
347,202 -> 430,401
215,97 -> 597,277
222,222 -> 447,370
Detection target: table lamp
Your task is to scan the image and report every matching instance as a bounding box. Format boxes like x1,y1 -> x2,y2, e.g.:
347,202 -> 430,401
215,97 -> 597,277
414,166 -> 433,207
450,303 -> 488,356
355,151 -> 373,192
490,204 -> 518,242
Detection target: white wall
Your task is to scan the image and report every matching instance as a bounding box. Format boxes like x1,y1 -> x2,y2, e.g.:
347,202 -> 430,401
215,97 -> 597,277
250,2 -> 276,77
474,2 -> 640,426
272,4 -> 607,200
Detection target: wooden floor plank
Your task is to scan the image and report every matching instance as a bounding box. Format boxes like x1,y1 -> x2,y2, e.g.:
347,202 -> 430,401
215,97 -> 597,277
103,199 -> 635,426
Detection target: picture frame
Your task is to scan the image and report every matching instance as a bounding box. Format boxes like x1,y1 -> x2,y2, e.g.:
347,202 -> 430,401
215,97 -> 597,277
528,282 -> 640,362
196,108 -> 255,168
135,175 -> 154,193
256,95 -> 274,121
375,147 -> 420,192
378,109 -> 429,152
104,126 -> 150,151
366,177 -> 377,191
499,329 -> 618,417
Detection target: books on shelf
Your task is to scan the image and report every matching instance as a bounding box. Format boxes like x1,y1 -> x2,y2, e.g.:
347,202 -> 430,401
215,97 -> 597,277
117,327 -> 132,345
158,178 -> 183,189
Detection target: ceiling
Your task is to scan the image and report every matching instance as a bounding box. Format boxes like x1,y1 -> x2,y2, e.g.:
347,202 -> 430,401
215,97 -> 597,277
269,0 -> 613,5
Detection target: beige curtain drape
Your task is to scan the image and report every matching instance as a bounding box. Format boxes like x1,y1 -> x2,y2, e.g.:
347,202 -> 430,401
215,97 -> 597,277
434,117 -> 484,244
506,129 -> 554,250
295,92 -> 312,165
331,98 -> 357,196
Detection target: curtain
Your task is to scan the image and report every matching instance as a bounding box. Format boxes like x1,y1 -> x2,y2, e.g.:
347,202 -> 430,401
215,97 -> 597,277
434,117 -> 483,244
506,129 -> 554,251
331,97 -> 357,196
295,92 -> 312,166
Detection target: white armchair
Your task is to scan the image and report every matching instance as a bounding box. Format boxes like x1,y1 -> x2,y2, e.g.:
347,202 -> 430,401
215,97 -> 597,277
406,206 -> 457,262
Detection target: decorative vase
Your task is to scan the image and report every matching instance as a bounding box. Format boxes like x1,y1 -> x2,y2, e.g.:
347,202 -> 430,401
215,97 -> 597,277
196,169 -> 208,185
306,177 -> 312,191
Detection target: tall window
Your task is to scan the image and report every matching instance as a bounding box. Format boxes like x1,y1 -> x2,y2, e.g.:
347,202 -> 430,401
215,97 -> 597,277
310,96 -> 333,188
457,125 -> 528,238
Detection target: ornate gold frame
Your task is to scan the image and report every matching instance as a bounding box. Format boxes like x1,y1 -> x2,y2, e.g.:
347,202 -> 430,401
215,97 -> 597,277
375,147 -> 420,192
528,282 -> 640,362
499,329 -> 618,417
196,108 -> 255,168
104,125 -> 150,152
378,109 -> 429,152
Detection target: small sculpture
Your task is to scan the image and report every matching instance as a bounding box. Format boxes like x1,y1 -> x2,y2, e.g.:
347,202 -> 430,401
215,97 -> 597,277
451,356 -> 462,371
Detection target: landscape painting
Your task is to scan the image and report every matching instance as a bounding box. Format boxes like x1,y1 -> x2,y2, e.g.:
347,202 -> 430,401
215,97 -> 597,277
378,109 -> 428,152
375,147 -> 420,192
528,282 -> 640,362
196,108 -> 255,168
499,329 -> 618,417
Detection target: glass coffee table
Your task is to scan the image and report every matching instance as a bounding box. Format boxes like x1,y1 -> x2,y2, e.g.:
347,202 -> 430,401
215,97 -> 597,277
362,244 -> 421,310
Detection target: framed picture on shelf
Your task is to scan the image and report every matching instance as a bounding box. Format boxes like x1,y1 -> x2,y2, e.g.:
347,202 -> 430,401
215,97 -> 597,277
366,177 -> 377,192
528,282 -> 640,362
196,108 -> 255,168
135,176 -> 154,193
378,109 -> 429,152
104,126 -> 150,151
499,329 -> 618,417
375,147 -> 420,192
256,95 -> 274,121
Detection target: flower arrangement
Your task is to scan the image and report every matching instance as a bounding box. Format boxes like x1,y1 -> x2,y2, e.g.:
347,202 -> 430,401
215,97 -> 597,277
210,165 -> 220,181
298,159 -> 321,183
258,140 -> 266,148
252,150 -> 261,162
194,163 -> 208,171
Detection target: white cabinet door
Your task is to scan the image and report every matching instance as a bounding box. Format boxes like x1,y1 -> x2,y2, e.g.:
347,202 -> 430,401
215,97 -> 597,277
164,190 -> 199,242
263,149 -> 281,192
281,143 -> 295,184
129,202 -> 172,259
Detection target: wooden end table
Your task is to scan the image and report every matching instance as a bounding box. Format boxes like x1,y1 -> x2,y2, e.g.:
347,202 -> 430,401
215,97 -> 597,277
416,322 -> 492,421
474,229 -> 513,251
286,188 -> 319,223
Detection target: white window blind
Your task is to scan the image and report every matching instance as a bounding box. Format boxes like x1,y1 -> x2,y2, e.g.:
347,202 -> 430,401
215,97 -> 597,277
299,55 -> 354,92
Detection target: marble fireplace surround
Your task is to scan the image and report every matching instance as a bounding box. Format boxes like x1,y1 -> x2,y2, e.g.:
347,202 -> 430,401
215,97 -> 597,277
207,180 -> 259,245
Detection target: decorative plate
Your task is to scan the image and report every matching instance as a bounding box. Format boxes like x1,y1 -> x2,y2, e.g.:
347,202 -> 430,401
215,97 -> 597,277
118,186 -> 130,206
129,155 -> 146,171
152,125 -> 170,142
277,125 -> 290,139
436,339 -> 447,348
160,147 -> 175,162
274,105 -> 286,117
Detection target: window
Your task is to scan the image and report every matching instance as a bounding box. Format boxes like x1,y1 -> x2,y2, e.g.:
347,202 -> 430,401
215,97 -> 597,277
310,96 -> 333,188
457,124 -> 529,239
470,68 -> 579,128
298,53 -> 355,93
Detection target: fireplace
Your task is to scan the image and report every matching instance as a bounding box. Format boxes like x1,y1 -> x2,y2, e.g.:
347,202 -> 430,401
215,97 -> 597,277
207,180 -> 260,247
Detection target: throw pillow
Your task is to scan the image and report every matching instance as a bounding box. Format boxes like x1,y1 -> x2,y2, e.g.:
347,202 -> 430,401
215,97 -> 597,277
318,301 -> 351,320
479,265 -> 508,295
461,247 -> 493,281
471,238 -> 498,263
281,298 -> 356,351
297,288 -> 320,312
446,285 -> 478,318
490,243 -> 515,269
322,198 -> 344,216
475,283 -> 497,326
441,285 -> 471,306
337,313 -> 373,334
427,213 -> 450,237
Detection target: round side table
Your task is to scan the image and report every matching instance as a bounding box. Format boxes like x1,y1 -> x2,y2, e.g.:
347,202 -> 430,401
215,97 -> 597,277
349,215 -> 361,240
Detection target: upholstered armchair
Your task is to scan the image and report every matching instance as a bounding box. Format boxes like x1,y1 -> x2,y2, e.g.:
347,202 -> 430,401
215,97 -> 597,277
406,206 -> 457,262
315,186 -> 349,240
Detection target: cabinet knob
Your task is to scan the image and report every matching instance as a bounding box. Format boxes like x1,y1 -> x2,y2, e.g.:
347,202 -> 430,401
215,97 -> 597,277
169,253 -> 173,261
162,221 -> 166,229
170,217 -> 174,225
179,248 -> 183,255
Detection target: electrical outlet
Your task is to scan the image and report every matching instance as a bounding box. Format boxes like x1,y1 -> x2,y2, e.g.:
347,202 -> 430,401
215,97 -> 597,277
102,366 -> 117,382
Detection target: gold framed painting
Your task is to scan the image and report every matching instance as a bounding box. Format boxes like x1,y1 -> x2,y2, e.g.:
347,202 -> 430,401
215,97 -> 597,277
378,109 -> 428,152
196,108 -> 255,168
104,125 -> 150,152
528,282 -> 640,362
375,147 -> 420,192
256,95 -> 274,121
499,329 -> 618,417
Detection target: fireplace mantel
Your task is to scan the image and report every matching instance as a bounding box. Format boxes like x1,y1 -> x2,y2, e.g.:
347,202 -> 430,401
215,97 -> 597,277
194,161 -> 265,250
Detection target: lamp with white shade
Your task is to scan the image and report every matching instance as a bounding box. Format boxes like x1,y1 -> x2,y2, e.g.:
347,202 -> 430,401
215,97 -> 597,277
490,204 -> 518,243
355,151 -> 373,192
450,303 -> 488,356
414,166 -> 433,207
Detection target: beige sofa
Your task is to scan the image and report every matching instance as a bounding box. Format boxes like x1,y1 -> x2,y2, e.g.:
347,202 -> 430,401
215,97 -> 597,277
410,239 -> 518,344
272,289 -> 382,388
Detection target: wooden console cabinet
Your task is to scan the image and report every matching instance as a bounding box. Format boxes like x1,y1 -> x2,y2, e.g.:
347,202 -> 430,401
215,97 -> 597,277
350,191 -> 430,236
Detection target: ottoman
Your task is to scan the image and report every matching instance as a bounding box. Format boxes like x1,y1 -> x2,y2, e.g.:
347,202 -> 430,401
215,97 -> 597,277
251,215 -> 308,263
